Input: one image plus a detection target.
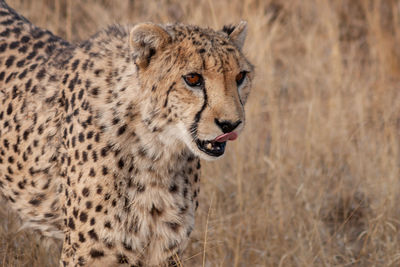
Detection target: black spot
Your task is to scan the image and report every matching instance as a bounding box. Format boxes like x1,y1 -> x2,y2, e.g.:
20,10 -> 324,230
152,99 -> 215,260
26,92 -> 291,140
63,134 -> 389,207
27,50 -> 37,60
62,73 -> 69,84
117,124 -> 127,135
5,72 -> 17,83
17,180 -> 26,189
86,201 -> 92,209
78,232 -> 86,242
87,131 -> 94,139
90,249 -> 104,258
137,183 -> 145,193
150,204 -> 163,217
1,19 -> 13,26
29,194 -> 44,206
102,166 -> 108,175
95,205 -> 102,212
82,187 -> 90,197
23,130 -> 30,140
82,151 -> 88,162
29,63 -> 38,71
68,217 -> 75,230
89,168 -> 96,177
179,205 -> 188,214
91,151 -> 97,162
72,59 -> 80,71
112,117 -> 120,125
21,35 -> 30,43
117,254 -> 129,264
90,218 -> 95,226
37,125 -> 44,135
95,133 -> 100,142
78,89 -> 84,99
104,221 -> 112,229
78,132 -> 84,142
91,87 -> 99,96
88,229 -> 98,240
79,212 -> 88,222
94,69 -> 103,76
117,159 -> 124,169
0,28 -> 10,37
30,29 -> 43,38
169,183 -> 178,193
9,41 -> 19,49
101,146 -> 109,156
77,256 -> 85,266
73,208 -> 79,218
5,55 -> 15,67
96,186 -> 103,194
0,43 -> 7,52
104,241 -> 114,249
123,242 -> 132,251
33,40 -> 45,49
18,45 -> 27,53
36,68 -> 46,80
12,27 -> 21,35
16,59 -> 25,68
18,69 -> 27,79
6,103 -> 12,115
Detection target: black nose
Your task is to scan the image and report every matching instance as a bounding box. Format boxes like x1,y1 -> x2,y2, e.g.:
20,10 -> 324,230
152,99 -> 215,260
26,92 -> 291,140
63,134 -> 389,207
214,119 -> 242,133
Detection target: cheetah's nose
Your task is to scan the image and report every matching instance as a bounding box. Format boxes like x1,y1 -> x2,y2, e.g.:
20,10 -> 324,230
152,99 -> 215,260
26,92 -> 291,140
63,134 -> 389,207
214,119 -> 242,133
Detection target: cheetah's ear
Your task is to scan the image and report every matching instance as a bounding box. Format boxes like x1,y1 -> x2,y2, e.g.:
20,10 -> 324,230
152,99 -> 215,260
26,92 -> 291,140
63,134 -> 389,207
222,21 -> 248,50
130,23 -> 172,69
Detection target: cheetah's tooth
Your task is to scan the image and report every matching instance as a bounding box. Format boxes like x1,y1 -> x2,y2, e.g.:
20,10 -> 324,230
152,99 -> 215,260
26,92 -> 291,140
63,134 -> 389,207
206,143 -> 213,149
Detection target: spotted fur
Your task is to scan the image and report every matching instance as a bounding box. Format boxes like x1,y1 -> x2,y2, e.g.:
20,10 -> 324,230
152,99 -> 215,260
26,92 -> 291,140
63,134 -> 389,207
0,1 -> 254,266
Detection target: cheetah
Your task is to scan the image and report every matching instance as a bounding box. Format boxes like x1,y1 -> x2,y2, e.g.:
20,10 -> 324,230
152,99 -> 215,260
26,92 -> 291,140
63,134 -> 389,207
0,1 -> 254,266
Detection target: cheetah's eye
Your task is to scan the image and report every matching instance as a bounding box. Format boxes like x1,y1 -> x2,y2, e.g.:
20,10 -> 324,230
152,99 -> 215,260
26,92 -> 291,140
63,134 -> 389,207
183,73 -> 203,88
236,71 -> 247,87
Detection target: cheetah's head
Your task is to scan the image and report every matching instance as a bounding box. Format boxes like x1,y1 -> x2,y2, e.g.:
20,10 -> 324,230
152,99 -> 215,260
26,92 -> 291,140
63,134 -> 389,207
130,22 -> 254,160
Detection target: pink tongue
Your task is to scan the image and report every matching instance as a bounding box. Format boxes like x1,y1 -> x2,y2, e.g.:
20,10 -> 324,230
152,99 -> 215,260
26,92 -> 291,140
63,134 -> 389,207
214,132 -> 238,143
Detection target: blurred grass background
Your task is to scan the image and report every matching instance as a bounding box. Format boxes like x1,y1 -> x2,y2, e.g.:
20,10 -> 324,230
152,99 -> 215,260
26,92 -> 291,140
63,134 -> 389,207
1,0 -> 400,266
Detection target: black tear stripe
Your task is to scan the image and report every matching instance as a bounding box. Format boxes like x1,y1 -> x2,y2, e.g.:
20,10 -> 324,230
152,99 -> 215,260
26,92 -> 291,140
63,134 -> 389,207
189,83 -> 208,140
164,82 -> 176,108
200,52 -> 206,70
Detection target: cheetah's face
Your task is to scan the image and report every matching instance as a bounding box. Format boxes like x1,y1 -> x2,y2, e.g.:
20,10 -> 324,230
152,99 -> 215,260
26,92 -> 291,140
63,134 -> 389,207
130,22 -> 254,160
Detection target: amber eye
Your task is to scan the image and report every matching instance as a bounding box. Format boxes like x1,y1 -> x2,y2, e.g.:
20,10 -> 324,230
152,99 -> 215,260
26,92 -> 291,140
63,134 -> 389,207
183,73 -> 203,87
236,71 -> 247,86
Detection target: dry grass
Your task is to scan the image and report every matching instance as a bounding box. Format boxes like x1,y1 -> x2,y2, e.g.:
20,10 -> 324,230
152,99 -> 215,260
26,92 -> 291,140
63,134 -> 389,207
1,0 -> 400,266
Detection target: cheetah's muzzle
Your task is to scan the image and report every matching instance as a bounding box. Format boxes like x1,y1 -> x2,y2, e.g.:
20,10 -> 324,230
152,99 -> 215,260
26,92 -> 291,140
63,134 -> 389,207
196,131 -> 238,157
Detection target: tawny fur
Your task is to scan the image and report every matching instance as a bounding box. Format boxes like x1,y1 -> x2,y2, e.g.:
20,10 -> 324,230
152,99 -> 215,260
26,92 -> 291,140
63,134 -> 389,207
0,1 -> 253,266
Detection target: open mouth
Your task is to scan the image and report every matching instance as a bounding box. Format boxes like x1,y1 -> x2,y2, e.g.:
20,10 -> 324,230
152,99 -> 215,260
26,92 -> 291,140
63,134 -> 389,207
195,132 -> 238,157
196,139 -> 227,157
